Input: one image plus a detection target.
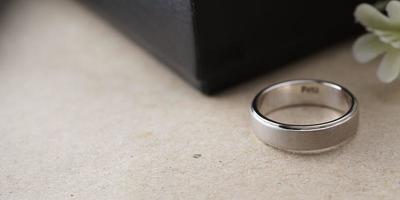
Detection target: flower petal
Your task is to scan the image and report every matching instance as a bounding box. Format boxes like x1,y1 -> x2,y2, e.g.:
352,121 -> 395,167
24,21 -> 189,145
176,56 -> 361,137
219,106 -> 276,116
377,50 -> 400,82
387,1 -> 400,21
373,29 -> 400,48
355,3 -> 396,31
353,34 -> 388,63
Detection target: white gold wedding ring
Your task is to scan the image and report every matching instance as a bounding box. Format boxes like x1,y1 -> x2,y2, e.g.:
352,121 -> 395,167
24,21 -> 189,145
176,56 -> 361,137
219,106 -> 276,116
250,80 -> 359,153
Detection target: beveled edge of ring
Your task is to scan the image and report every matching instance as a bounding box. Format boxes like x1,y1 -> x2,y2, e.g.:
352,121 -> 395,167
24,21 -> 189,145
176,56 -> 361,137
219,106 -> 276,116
250,79 -> 359,131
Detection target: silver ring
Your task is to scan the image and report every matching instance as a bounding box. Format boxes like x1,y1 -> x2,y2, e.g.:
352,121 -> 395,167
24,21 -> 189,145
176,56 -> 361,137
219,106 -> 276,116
250,80 -> 359,153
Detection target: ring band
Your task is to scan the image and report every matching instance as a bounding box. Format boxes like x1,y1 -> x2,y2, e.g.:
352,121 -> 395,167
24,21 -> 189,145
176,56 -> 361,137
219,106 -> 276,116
250,80 -> 359,153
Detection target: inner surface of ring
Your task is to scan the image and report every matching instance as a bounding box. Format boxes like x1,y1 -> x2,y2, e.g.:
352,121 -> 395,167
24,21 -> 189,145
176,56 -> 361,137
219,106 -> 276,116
256,81 -> 353,125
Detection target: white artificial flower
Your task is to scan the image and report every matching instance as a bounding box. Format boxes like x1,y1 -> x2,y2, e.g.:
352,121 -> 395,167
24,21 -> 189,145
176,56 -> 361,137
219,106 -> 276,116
353,0 -> 400,82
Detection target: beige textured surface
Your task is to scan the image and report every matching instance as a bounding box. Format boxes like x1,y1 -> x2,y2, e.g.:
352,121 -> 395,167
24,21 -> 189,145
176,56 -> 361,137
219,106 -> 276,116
1,1 -> 400,200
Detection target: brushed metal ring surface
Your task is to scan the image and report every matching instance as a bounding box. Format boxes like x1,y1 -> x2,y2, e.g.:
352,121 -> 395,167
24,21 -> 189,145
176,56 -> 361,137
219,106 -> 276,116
250,80 -> 359,153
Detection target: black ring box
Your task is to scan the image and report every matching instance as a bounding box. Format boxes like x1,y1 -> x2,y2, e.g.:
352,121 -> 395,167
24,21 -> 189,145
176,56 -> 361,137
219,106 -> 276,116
82,0 -> 373,94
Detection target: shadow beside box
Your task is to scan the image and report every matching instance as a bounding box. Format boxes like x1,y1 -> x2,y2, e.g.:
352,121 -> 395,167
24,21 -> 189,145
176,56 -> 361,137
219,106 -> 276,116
81,0 -> 373,94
